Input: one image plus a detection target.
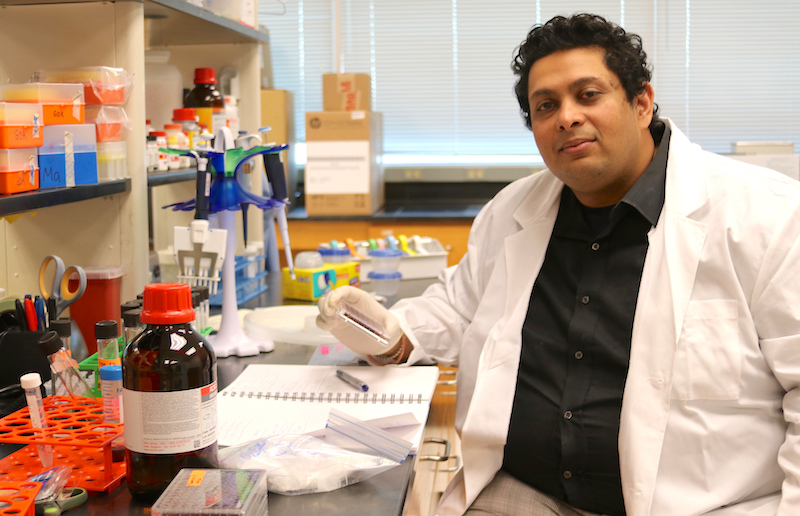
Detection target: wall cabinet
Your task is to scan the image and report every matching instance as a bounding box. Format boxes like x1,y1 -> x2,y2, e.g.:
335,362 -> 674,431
0,0 -> 267,301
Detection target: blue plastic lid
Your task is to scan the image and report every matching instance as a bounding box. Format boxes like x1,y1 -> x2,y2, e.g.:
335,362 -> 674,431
369,249 -> 403,258
99,364 -> 122,381
368,271 -> 402,280
317,248 -> 351,257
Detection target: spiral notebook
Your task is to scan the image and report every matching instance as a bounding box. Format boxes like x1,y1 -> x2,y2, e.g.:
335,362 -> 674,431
217,364 -> 440,451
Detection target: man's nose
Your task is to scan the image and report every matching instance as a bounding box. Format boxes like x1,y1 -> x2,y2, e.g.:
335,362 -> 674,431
557,100 -> 584,130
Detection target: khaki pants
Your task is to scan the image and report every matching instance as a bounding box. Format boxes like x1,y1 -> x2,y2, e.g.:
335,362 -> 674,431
465,471 -> 607,516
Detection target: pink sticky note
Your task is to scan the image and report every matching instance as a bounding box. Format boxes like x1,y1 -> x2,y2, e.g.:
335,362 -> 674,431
320,345 -> 330,355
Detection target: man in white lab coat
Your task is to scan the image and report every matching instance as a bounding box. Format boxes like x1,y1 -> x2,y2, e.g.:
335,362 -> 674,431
318,13 -> 800,516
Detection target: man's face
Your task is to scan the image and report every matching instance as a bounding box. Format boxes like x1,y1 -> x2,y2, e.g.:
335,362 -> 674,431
527,47 -> 655,207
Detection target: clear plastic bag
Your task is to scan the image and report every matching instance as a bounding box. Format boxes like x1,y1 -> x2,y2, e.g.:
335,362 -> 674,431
217,408 -> 412,495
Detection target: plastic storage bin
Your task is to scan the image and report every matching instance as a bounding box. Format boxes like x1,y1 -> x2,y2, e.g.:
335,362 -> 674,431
38,124 -> 98,188
85,105 -> 130,142
0,148 -> 38,194
33,66 -> 133,105
0,83 -> 85,125
0,102 -> 43,149
97,141 -> 127,181
67,266 -> 123,354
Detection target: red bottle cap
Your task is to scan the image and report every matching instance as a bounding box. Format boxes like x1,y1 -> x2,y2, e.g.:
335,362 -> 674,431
140,283 -> 195,325
149,131 -> 167,137
193,68 -> 217,85
172,108 -> 196,122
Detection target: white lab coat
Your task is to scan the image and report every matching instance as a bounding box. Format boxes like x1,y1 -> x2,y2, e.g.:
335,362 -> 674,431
391,120 -> 800,516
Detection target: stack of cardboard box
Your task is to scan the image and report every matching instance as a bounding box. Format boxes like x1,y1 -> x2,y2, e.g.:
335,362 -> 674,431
305,73 -> 383,216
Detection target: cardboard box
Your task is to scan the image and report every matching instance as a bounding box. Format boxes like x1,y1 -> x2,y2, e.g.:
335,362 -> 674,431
323,73 -> 371,111
282,261 -> 360,301
304,111 -> 383,216
260,89 -> 295,199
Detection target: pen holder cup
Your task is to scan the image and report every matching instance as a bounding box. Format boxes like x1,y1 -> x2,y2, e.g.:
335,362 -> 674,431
0,330 -> 51,389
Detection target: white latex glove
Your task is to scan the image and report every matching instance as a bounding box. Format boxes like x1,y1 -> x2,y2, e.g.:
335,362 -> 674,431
316,286 -> 402,356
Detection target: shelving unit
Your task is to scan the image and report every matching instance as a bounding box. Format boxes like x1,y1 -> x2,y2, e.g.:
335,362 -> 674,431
0,0 -> 266,301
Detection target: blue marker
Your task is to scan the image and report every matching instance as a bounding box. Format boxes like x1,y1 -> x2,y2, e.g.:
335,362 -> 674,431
336,369 -> 369,392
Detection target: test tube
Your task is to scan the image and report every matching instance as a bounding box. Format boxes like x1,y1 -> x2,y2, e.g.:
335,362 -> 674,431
96,320 -> 121,369
20,372 -> 54,468
122,309 -> 144,346
100,365 -> 123,424
49,318 -> 72,356
337,302 -> 391,347
38,331 -> 96,399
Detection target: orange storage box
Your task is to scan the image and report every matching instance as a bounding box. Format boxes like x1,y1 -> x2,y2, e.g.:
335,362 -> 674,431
32,66 -> 133,105
85,105 -> 130,142
0,102 -> 43,149
0,148 -> 38,194
0,83 -> 85,125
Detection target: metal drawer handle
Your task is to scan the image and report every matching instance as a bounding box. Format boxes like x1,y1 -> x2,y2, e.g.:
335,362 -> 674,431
437,379 -> 457,386
420,437 -> 450,462
442,455 -> 461,473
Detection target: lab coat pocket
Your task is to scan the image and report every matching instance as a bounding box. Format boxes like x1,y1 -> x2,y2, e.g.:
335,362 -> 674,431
671,300 -> 741,401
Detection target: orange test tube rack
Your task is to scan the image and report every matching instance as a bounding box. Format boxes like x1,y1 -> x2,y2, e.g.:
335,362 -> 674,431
0,397 -> 125,493
0,480 -> 41,516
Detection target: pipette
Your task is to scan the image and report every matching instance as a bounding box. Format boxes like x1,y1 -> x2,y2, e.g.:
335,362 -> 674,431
260,126 -> 296,279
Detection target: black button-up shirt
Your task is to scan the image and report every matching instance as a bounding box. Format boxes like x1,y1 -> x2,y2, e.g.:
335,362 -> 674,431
502,122 -> 670,516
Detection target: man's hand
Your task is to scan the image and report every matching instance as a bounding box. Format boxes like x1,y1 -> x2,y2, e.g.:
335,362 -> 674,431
316,286 -> 402,356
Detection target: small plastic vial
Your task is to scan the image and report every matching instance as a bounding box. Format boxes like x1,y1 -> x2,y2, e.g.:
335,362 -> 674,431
49,318 -> 72,356
38,331 -> 96,399
96,320 -> 121,370
20,372 -> 53,468
100,365 -> 123,424
122,309 -> 144,346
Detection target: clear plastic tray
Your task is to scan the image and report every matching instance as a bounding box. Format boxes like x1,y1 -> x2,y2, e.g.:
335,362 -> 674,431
151,469 -> 268,516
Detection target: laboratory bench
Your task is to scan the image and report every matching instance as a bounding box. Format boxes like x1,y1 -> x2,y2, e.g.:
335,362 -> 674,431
0,272 -> 448,516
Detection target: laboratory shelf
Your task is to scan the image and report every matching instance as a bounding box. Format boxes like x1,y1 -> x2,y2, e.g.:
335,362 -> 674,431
0,0 -> 269,46
147,168 -> 198,187
0,179 -> 130,217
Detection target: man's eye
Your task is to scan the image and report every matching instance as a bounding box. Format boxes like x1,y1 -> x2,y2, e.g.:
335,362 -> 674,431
535,101 -> 554,112
582,91 -> 600,100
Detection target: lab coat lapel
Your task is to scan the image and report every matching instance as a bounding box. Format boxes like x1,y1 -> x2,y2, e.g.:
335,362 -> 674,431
620,121 -> 709,514
504,173 -> 562,314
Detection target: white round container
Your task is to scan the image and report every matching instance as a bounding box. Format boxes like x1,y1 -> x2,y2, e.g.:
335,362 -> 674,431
318,247 -> 352,264
367,271 -> 402,296
369,248 -> 403,273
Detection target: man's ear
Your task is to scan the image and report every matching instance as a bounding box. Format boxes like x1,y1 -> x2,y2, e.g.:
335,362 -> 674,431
634,82 -> 655,128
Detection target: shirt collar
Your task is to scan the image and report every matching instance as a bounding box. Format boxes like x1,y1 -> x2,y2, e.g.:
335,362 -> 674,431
617,120 -> 670,226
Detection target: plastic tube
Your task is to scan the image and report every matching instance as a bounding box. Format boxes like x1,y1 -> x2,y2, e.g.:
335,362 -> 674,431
20,372 -> 53,468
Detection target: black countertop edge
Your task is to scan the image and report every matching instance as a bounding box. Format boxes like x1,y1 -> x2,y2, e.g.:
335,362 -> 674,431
287,204 -> 484,221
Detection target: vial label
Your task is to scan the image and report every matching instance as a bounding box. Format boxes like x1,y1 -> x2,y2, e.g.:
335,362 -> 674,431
122,381 -> 217,454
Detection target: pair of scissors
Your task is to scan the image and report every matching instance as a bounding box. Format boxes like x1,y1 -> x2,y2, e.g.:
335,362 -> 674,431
38,255 -> 87,321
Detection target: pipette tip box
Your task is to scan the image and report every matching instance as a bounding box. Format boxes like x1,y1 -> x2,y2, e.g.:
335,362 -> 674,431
151,468 -> 268,516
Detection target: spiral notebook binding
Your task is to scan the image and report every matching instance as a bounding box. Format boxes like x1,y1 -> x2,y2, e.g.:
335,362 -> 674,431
222,390 -> 425,404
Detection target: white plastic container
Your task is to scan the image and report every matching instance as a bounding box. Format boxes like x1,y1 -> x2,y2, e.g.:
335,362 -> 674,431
145,50 -> 184,133
318,247 -> 352,264
97,140 -> 127,181
367,271 -> 402,296
369,249 -> 402,273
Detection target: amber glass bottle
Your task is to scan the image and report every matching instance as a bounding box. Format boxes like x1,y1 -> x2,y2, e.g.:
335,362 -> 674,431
122,283 -> 218,503
183,67 -> 226,134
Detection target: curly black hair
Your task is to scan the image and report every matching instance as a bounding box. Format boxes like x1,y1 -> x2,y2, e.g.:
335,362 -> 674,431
512,13 -> 658,130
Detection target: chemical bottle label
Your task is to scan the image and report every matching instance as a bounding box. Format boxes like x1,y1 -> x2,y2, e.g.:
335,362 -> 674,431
195,108 -> 227,134
122,381 -> 217,454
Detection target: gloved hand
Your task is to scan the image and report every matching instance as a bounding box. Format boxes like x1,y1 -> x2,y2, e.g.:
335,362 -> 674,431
316,286 -> 403,356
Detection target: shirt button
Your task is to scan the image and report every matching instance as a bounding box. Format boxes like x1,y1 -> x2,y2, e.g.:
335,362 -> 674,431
591,242 -> 600,251
581,296 -> 590,304
564,410 -> 573,420
563,471 -> 572,479
574,351 -> 584,359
